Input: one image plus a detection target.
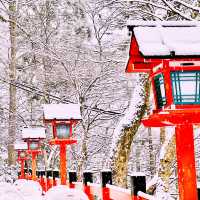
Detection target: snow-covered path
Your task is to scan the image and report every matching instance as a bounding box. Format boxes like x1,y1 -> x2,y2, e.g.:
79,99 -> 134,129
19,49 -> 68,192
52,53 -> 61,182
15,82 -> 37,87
0,180 -> 88,200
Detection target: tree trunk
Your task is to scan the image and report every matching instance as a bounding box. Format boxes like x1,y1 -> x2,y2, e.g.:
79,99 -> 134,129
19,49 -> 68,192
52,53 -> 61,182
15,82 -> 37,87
77,128 -> 88,179
148,127 -> 155,178
146,86 -> 155,178
8,0 -> 17,166
110,74 -> 150,187
135,144 -> 141,172
157,130 -> 176,196
160,127 -> 165,145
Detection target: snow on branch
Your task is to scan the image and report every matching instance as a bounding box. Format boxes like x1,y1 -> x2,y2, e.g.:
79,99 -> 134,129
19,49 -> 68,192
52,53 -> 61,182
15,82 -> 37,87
161,0 -> 194,20
174,0 -> 200,12
125,0 -> 170,11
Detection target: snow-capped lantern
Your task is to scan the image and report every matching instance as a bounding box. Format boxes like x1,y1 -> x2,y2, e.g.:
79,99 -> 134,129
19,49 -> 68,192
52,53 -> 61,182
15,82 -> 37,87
14,142 -> 28,159
22,127 -> 46,181
43,104 -> 82,185
22,127 -> 46,151
14,142 -> 28,179
126,21 -> 200,200
126,21 -> 200,113
43,104 -> 81,143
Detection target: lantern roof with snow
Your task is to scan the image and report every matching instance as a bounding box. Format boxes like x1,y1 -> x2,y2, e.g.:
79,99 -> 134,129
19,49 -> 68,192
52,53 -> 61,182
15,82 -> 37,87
43,103 -> 82,122
22,127 -> 46,140
14,142 -> 28,150
126,21 -> 200,73
125,21 -> 200,127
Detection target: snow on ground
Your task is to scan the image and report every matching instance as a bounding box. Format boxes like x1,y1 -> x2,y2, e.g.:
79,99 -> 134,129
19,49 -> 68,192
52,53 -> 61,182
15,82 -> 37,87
14,179 -> 43,199
44,185 -> 88,200
0,180 -> 89,200
0,182 -> 25,200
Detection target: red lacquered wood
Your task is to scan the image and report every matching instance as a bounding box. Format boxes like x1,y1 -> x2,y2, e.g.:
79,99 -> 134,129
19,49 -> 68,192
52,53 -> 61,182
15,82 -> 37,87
176,124 -> 198,200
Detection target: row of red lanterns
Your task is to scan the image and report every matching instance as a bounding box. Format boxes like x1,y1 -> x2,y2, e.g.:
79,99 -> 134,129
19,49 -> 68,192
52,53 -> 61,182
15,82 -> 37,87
15,103 -> 82,185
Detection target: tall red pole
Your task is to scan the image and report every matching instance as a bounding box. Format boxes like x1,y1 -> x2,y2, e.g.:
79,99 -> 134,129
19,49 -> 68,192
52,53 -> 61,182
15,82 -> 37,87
60,144 -> 67,185
32,152 -> 37,181
175,124 -> 198,200
20,159 -> 25,179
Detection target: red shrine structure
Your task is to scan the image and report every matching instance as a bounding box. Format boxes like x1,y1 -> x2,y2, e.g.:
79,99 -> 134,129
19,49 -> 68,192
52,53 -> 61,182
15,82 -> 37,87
14,142 -> 28,179
22,127 -> 46,181
126,21 -> 200,200
43,103 -> 82,185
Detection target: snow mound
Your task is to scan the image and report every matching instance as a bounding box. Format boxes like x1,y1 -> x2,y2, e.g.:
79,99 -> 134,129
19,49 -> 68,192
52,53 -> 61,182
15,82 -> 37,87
44,185 -> 89,200
0,182 -> 24,200
14,179 -> 42,199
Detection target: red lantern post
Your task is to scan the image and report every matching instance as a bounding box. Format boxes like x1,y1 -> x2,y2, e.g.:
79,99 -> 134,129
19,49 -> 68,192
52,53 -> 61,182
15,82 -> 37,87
22,128 -> 46,181
126,21 -> 200,200
14,142 -> 28,179
43,104 -> 82,185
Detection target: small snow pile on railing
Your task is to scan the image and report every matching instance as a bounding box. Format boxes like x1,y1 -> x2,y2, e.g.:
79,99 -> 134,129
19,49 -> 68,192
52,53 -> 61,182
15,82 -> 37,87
138,191 -> 157,200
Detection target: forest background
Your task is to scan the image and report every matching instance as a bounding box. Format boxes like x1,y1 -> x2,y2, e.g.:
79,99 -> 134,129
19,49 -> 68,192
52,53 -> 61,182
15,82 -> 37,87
0,0 -> 200,199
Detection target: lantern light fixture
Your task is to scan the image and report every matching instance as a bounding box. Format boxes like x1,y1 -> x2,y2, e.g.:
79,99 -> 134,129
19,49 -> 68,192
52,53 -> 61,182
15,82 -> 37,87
22,127 -> 46,181
14,142 -> 28,179
43,103 -> 82,185
56,123 -> 70,139
43,104 -> 81,142
125,21 -> 200,200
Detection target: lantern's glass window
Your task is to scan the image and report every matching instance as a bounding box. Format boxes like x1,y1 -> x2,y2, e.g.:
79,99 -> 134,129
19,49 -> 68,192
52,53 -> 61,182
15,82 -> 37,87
154,74 -> 166,109
29,142 -> 39,150
171,71 -> 200,104
20,151 -> 26,158
56,124 -> 70,139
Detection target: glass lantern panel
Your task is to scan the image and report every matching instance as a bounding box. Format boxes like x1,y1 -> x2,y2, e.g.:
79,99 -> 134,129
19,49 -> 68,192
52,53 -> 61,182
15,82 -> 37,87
29,142 -> 39,150
154,74 -> 167,109
56,124 -> 70,139
171,71 -> 200,104
20,151 -> 26,158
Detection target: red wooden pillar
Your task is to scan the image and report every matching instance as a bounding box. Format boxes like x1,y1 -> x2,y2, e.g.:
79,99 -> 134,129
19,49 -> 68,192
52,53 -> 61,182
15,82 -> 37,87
163,60 -> 174,106
102,187 -> 110,200
69,171 -> 77,189
131,174 -> 146,200
176,124 -> 198,200
20,159 -> 25,179
53,178 -> 57,187
53,170 -> 59,187
41,175 -> 47,192
60,144 -> 67,185
101,170 -> 112,200
32,152 -> 37,181
83,171 -> 93,200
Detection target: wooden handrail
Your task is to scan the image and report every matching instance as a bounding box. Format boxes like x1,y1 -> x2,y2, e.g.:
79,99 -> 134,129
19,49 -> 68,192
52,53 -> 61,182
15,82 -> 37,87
138,191 -> 156,200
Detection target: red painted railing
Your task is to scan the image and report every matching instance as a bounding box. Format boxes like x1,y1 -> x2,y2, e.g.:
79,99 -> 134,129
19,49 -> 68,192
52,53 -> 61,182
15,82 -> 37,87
73,182 -> 156,200
20,170 -> 157,199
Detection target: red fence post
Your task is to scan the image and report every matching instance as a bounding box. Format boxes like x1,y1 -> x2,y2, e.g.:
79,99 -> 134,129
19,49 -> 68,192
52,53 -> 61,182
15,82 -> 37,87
101,170 -> 112,200
69,171 -> 77,189
83,171 -> 94,200
40,174 -> 47,193
131,173 -> 146,200
46,170 -> 53,190
53,170 -> 59,186
28,168 -> 32,180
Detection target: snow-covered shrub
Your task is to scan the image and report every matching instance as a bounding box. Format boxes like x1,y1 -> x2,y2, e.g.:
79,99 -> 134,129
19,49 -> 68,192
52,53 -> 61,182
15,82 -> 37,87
0,147 -> 18,183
